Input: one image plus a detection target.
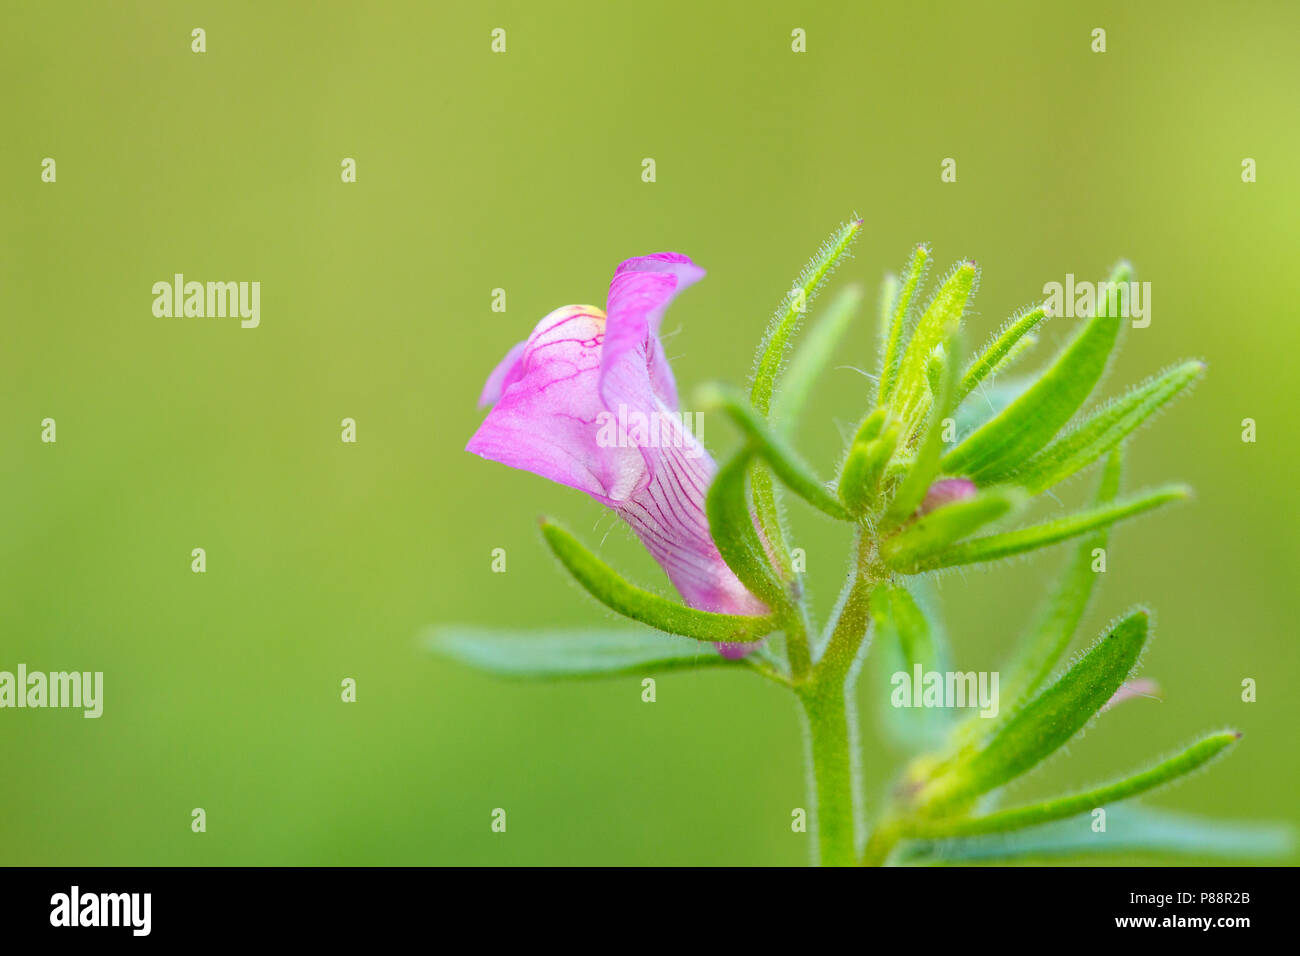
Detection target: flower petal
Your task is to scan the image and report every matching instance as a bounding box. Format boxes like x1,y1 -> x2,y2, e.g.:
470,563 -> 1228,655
1101,678 -> 1161,712
467,305 -> 646,503
600,253 -> 705,418
478,338 -> 528,408
919,477 -> 978,515
615,427 -> 768,620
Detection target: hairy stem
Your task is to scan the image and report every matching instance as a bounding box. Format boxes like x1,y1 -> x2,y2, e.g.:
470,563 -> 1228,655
799,683 -> 858,866
799,530 -> 877,866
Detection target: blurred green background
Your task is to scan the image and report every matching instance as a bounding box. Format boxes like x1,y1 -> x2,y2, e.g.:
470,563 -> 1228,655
2,0 -> 1297,865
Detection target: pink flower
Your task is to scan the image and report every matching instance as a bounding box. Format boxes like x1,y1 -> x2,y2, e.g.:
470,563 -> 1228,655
467,253 -> 767,657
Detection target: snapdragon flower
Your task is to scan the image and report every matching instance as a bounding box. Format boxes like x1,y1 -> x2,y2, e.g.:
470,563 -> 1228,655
468,254 -> 766,657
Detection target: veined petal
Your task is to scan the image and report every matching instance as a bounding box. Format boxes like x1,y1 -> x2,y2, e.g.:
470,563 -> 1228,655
467,305 -> 647,503
601,254 -> 769,646
601,253 -> 705,419
615,425 -> 768,628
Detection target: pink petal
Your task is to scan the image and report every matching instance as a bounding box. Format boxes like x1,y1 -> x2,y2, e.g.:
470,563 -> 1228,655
467,306 -> 647,504
1101,678 -> 1161,712
615,428 -> 767,620
599,253 -> 705,421
477,338 -> 529,408
919,477 -> 978,514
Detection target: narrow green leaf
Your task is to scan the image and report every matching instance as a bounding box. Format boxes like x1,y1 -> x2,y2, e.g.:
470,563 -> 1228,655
872,586 -> 941,674
849,408 -> 889,446
908,732 -> 1240,838
877,244 -> 930,406
872,582 -> 953,749
952,376 -> 1032,441
984,450 -> 1123,723
706,448 -> 789,609
898,804 -> 1293,863
890,262 -> 977,422
750,218 -> 862,416
427,627 -> 746,678
836,408 -> 884,501
956,306 -> 1047,404
773,283 -> 865,433
936,457 -> 1122,772
1013,360 -> 1206,493
881,488 -> 1021,570
749,463 -> 792,580
539,520 -> 776,642
919,610 -> 1151,813
882,337 -> 964,530
698,384 -> 849,520
901,484 -> 1186,572
877,273 -> 900,344
942,266 -> 1130,483
839,419 -> 900,517
988,332 -> 1039,378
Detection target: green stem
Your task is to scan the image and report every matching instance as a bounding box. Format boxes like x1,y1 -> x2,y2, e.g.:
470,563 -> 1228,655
784,603 -> 813,680
799,684 -> 858,866
861,814 -> 904,866
798,530 -> 878,866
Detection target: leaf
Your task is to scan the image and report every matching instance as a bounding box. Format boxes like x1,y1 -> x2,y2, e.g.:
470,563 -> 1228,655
427,627 -> 745,678
835,408 -> 884,509
899,484 -> 1187,572
872,583 -> 953,749
907,732 -> 1240,838
748,463 -> 791,579
890,262 -> 977,423
956,306 -> 1047,403
748,221 -> 861,572
918,610 -> 1150,813
838,415 -> 899,517
1012,360 -> 1205,493
897,804 -> 1293,863
953,376 -> 1032,441
698,383 -> 849,520
881,336 -> 964,530
942,264 -> 1131,483
539,520 -> 777,642
706,448 -> 789,609
750,218 -> 862,416
994,452 -> 1122,707
881,488 -> 1021,570
876,244 -> 931,406
876,272 -> 900,343
773,283 -> 865,433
